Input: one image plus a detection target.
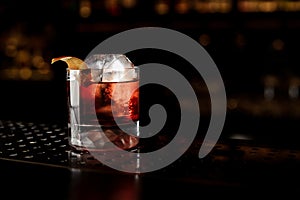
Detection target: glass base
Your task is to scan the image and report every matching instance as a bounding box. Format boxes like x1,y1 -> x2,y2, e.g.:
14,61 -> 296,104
69,123 -> 139,151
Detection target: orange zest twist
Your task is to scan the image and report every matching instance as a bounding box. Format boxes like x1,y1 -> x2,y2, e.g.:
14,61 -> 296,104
51,56 -> 88,70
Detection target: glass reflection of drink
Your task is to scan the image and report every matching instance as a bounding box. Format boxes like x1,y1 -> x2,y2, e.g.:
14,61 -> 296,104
67,55 -> 140,151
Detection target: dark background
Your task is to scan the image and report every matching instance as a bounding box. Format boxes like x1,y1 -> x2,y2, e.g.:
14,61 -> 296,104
1,0 -> 300,145
1,1 -> 300,199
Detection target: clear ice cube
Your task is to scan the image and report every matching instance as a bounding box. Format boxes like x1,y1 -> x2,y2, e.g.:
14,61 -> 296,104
84,54 -> 135,82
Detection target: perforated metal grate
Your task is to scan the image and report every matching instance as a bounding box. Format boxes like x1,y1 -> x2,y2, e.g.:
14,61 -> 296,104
0,119 -> 300,176
0,120 -> 69,165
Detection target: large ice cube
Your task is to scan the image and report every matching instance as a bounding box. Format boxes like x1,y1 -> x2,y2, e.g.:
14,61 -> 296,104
85,54 -> 133,69
84,54 -> 136,82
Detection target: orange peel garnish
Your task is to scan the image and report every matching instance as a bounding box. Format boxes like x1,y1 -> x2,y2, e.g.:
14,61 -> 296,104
51,56 -> 88,70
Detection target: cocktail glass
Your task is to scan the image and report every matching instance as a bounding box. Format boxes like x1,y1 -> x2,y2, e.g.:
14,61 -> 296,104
66,54 -> 139,151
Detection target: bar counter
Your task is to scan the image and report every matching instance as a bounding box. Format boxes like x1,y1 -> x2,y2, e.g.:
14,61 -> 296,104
0,118 -> 299,199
